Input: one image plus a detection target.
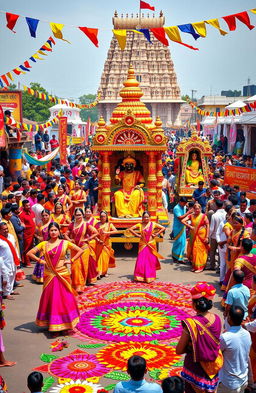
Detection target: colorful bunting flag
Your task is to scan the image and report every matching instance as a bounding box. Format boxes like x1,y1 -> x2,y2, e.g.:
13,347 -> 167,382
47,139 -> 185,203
6,72 -> 14,81
50,22 -> 70,43
25,17 -> 39,37
164,26 -> 182,42
223,11 -> 254,31
192,21 -> 207,37
178,24 -> 201,40
150,27 -> 169,46
140,1 -> 155,11
0,79 -> 4,88
79,27 -> 99,47
251,9 -> 256,14
113,29 -> 127,50
6,12 -> 19,32
1,75 -> 9,87
206,19 -> 228,35
137,29 -> 152,43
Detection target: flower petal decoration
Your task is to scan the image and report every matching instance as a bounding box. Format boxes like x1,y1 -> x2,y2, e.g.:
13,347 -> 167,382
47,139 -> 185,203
76,301 -> 190,342
49,379 -> 103,393
96,342 -> 182,371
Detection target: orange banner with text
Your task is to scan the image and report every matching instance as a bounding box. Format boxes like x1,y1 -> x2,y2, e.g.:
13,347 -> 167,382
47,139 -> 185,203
224,165 -> 256,194
59,116 -> 67,165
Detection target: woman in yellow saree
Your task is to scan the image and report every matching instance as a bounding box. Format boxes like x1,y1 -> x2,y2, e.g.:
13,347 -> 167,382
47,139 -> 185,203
27,222 -> 84,333
129,211 -> 165,283
185,151 -> 205,185
70,181 -> 87,217
95,211 -> 118,278
182,203 -> 209,273
51,202 -> 71,234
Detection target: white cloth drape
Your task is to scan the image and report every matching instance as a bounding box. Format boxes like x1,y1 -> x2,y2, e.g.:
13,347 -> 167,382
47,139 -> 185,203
243,125 -> 251,155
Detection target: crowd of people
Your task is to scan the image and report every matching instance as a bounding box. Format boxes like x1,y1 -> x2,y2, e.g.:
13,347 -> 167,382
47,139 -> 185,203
0,138 -> 256,392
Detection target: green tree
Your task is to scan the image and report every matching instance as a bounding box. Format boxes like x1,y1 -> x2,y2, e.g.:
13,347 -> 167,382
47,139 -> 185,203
79,94 -> 99,123
8,83 -> 17,90
181,94 -> 191,102
21,82 -> 52,122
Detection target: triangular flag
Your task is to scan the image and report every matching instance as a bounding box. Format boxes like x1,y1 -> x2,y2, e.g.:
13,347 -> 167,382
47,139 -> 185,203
164,26 -> 182,42
6,72 -> 14,81
50,23 -> 70,43
13,68 -> 22,75
29,57 -> 36,63
206,19 -> 228,35
150,27 -> 169,46
178,24 -> 200,40
25,17 -> 39,38
19,65 -> 30,72
6,12 -> 19,32
33,53 -> 44,60
113,29 -> 127,50
79,27 -> 99,47
223,11 -> 254,31
140,0 -> 155,11
41,43 -> 52,51
137,29 -> 152,43
0,79 -> 4,88
38,50 -> 47,56
49,36 -> 56,45
24,61 -> 31,69
192,21 -> 207,37
1,75 -> 9,87
251,9 -> 256,14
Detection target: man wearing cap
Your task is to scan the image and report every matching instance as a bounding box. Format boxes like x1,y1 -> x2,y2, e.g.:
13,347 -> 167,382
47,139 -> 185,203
114,156 -> 145,218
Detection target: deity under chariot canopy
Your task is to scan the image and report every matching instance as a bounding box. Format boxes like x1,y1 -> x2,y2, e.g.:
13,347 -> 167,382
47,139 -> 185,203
92,65 -> 169,247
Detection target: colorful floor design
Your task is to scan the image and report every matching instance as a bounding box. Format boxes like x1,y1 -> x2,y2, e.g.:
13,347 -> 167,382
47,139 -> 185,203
35,281 -> 194,392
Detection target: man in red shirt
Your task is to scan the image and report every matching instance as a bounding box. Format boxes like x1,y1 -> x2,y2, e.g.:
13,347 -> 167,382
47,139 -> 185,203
49,135 -> 59,151
19,200 -> 35,267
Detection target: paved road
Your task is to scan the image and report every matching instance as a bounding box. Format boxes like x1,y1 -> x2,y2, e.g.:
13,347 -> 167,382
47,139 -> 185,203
1,221 -> 223,393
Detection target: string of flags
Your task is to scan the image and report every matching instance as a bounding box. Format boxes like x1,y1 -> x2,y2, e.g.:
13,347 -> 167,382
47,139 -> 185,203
187,99 -> 256,117
0,7 -> 255,51
0,36 -> 56,88
5,110 -> 62,131
21,85 -> 101,109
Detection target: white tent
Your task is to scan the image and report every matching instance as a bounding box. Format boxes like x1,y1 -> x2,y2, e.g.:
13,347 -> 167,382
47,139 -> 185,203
244,95 -> 256,103
225,100 -> 246,109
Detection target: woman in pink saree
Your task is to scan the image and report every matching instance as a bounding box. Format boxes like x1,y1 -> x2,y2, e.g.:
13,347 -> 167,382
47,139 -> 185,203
129,211 -> 165,283
27,222 -> 84,333
176,282 -> 223,393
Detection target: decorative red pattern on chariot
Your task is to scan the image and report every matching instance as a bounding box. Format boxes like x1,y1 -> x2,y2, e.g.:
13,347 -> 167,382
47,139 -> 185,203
113,129 -> 146,145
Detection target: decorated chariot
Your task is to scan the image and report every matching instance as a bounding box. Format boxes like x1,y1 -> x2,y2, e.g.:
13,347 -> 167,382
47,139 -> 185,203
92,66 -> 169,248
175,130 -> 212,197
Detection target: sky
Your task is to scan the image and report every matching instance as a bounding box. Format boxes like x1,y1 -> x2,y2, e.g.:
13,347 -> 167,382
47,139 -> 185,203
0,0 -> 255,101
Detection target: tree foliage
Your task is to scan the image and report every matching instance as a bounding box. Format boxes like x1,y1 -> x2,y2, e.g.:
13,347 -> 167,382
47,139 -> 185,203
79,94 -> 99,123
181,94 -> 191,101
21,83 -> 52,122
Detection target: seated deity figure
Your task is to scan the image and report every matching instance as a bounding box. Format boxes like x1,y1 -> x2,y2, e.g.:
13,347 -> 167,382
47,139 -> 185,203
114,156 -> 145,218
185,150 -> 205,185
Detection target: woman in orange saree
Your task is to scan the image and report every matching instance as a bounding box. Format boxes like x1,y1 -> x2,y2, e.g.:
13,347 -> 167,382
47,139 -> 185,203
65,208 -> 98,290
51,202 -> 71,234
27,222 -> 84,333
56,185 -> 73,217
70,181 -> 87,217
84,207 -> 99,284
129,211 -> 165,283
182,203 -> 209,273
95,211 -> 118,278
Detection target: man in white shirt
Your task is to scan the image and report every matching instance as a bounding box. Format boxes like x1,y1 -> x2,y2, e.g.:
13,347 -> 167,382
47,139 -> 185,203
218,305 -> 253,393
209,199 -> 226,270
0,222 -> 17,300
31,194 -> 45,227
237,200 -> 250,218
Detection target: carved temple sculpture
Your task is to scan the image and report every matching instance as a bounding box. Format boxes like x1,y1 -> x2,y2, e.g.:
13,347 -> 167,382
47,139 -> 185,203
92,65 -> 169,235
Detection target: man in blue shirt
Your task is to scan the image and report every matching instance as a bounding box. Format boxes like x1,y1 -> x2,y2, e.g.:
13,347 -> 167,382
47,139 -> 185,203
192,181 -> 207,212
224,270 -> 250,320
114,356 -> 162,393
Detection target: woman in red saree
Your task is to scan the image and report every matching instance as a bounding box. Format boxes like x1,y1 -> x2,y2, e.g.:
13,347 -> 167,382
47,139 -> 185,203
70,181 -> 87,217
56,185 -> 73,217
129,211 -> 165,283
32,209 -> 52,283
27,222 -> 84,333
182,203 -> 209,273
176,282 -> 223,393
65,208 -> 98,290
95,211 -> 118,278
51,202 -> 71,234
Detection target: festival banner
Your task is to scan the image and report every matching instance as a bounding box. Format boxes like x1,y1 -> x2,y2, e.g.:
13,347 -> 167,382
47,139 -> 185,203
224,165 -> 256,193
0,90 -> 23,123
59,116 -> 68,165
0,106 -> 6,148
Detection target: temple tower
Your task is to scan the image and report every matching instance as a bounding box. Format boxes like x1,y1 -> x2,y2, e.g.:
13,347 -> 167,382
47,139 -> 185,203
98,11 -> 183,127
